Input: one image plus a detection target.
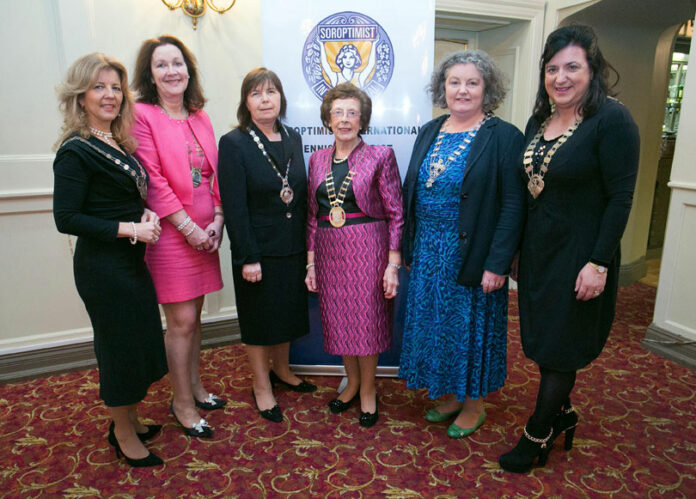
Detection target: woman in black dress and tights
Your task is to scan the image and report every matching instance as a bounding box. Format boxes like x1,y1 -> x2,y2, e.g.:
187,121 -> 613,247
218,68 -> 315,423
53,53 -> 168,467
498,25 -> 639,472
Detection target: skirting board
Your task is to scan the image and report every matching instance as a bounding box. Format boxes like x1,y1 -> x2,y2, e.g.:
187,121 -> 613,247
0,319 -> 241,385
619,256 -> 647,286
642,322 -> 696,371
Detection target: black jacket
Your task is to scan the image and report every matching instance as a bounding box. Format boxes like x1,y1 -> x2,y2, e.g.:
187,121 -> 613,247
402,114 -> 525,286
218,125 -> 307,265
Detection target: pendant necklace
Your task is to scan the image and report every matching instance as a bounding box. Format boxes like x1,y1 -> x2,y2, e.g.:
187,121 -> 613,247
325,167 -> 356,228
426,114 -> 489,188
186,133 -> 205,188
325,143 -> 362,227
522,113 -> 582,198
248,127 -> 294,205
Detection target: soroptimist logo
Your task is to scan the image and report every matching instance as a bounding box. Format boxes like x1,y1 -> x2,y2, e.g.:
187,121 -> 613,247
302,11 -> 394,100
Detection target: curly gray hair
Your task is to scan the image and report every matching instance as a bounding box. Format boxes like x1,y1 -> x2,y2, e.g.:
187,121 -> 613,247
429,49 -> 507,113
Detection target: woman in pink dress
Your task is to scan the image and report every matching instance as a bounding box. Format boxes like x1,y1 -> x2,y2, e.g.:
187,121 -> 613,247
305,83 -> 403,427
131,35 -> 224,438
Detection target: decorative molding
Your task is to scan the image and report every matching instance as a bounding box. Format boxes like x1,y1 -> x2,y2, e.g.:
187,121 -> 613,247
0,319 -> 241,385
668,180 -> 696,191
0,154 -> 55,164
0,189 -> 53,200
0,154 -> 56,213
643,322 -> 696,371
619,256 -> 647,286
0,193 -> 53,215
436,0 -> 544,20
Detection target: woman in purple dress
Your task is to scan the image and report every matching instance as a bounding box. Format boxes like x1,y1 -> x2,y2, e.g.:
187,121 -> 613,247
305,83 -> 403,427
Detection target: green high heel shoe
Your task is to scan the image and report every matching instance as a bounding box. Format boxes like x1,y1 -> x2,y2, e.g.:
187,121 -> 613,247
446,409 -> 486,438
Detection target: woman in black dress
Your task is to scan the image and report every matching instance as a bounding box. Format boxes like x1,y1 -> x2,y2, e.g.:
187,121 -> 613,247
498,25 -> 640,472
53,53 -> 168,467
218,68 -> 315,423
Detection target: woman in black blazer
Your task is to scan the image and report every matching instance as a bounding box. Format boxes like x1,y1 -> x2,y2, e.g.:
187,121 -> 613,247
398,50 -> 524,439
218,68 -> 316,424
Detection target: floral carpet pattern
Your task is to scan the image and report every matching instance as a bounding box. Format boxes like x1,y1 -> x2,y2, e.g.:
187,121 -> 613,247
1,283 -> 695,497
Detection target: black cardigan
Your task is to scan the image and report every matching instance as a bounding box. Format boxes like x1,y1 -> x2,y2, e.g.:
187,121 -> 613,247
402,115 -> 525,286
217,125 -> 307,265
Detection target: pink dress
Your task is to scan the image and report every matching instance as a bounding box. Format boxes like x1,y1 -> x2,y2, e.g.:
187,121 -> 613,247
132,104 -> 223,304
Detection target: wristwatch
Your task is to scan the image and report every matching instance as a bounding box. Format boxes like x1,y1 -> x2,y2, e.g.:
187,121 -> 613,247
589,262 -> 607,274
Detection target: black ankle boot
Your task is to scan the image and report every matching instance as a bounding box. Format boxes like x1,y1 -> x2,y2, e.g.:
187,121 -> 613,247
498,424 -> 553,473
551,403 -> 578,451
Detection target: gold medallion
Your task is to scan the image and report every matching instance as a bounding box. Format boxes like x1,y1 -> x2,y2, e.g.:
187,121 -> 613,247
527,175 -> 545,199
329,206 -> 346,228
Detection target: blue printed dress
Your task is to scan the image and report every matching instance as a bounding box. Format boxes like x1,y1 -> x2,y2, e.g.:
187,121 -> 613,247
398,131 -> 508,401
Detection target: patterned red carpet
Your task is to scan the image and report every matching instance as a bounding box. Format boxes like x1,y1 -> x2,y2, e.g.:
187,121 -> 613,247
1,283 -> 694,497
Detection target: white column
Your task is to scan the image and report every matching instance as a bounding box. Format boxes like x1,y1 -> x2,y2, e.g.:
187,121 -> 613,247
643,23 -> 696,369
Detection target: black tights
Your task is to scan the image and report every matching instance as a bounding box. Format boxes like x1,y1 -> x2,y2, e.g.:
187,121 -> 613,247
529,366 -> 577,430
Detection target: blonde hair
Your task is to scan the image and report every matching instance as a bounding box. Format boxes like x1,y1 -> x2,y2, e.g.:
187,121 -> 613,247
54,53 -> 136,152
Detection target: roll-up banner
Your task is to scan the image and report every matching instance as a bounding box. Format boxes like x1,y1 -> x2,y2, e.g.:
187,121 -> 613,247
261,0 -> 435,374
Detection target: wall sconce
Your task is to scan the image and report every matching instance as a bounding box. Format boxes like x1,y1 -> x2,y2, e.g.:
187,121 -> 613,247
161,0 -> 236,30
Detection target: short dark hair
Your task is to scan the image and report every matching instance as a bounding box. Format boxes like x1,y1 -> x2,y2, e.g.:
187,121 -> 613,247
236,67 -> 287,130
429,49 -> 507,113
533,24 -> 618,123
320,83 -> 372,134
132,35 -> 206,112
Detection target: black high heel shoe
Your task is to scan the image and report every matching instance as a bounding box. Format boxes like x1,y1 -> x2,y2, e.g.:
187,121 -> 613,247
498,424 -> 553,473
269,370 -> 317,393
169,403 -> 213,438
252,389 -> 283,423
328,391 -> 359,414
109,421 -> 161,443
107,423 -> 163,468
551,403 -> 578,451
359,395 -> 379,428
194,393 -> 227,411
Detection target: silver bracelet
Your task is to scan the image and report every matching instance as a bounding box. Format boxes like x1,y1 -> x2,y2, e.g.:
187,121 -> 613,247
388,262 -> 401,270
176,215 -> 192,232
129,222 -> 138,245
305,263 -> 315,270
183,222 -> 197,237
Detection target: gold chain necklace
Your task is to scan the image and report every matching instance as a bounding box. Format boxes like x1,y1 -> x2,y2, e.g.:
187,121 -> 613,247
325,167 -> 356,228
426,114 -> 489,188
523,114 -> 582,198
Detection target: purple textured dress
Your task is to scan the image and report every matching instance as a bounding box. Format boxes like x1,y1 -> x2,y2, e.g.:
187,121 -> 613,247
307,141 -> 403,356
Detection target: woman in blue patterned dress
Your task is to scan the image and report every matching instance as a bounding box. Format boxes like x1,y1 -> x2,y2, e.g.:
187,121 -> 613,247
399,50 -> 525,438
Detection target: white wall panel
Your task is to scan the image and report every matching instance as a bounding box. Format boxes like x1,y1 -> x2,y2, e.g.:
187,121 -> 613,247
0,0 -> 259,351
